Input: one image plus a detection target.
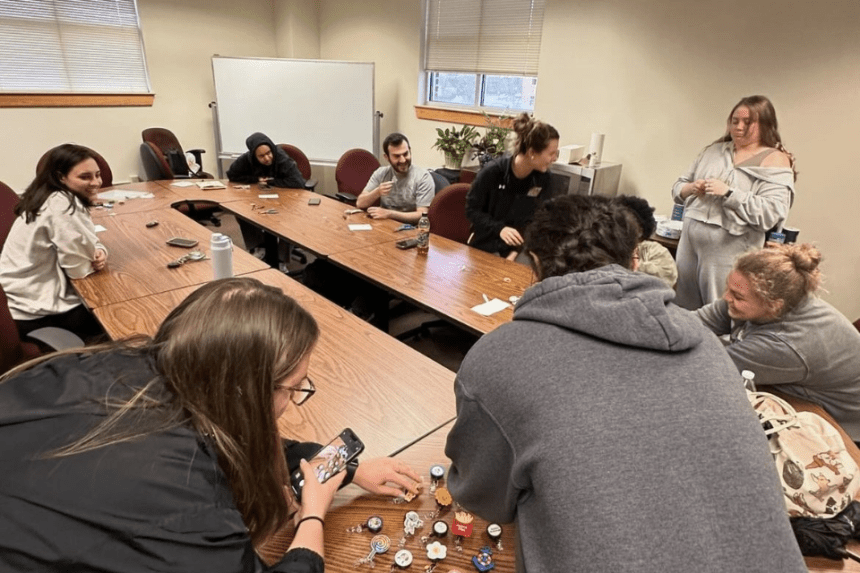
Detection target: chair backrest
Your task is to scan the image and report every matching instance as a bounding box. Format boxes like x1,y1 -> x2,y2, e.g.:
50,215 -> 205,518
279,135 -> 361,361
335,148 -> 380,199
0,180 -> 20,251
278,144 -> 312,181
35,148 -> 114,188
139,142 -> 174,180
0,283 -> 41,375
427,183 -> 472,244
142,127 -> 189,178
430,170 -> 450,195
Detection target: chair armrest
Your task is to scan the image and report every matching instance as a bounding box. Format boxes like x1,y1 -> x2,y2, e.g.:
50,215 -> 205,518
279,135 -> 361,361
26,327 -> 84,351
304,178 -> 318,192
334,192 -> 357,205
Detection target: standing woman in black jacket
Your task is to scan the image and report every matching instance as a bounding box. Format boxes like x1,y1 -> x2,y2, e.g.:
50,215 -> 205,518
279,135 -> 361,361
227,132 -> 306,189
466,113 -> 559,260
0,278 -> 420,573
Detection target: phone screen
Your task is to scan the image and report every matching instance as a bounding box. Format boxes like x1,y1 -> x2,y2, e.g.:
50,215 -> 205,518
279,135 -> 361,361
290,428 -> 364,500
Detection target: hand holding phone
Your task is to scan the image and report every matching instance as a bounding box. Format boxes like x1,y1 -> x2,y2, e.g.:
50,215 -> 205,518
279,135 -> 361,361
290,428 -> 364,502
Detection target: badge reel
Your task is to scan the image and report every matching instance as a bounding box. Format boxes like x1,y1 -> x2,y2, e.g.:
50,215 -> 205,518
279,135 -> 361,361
391,549 -> 413,571
424,541 -> 447,573
347,515 -> 384,534
486,523 -> 503,551
472,546 -> 496,572
424,486 -> 452,521
355,534 -> 391,568
429,464 -> 445,494
451,510 -> 474,552
420,518 -> 449,545
398,510 -> 424,547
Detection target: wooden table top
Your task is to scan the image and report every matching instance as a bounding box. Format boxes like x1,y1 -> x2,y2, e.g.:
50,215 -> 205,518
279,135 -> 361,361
90,181 -> 185,218
92,268 -> 457,460
73,207 -> 269,308
259,420 -> 517,573
161,179 -> 267,205
330,234 -> 536,336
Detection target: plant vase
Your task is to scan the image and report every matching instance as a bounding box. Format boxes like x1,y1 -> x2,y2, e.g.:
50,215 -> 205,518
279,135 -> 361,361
443,151 -> 463,170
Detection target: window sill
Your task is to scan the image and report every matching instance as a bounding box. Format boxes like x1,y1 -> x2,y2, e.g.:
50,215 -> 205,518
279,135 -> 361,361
0,93 -> 155,108
415,105 -> 514,128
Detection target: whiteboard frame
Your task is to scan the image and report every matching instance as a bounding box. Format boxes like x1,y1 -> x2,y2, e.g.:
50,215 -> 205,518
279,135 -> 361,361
210,56 -> 378,170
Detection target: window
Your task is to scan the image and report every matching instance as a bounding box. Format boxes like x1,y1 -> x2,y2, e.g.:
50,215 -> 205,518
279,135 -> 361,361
0,0 -> 151,97
422,0 -> 545,113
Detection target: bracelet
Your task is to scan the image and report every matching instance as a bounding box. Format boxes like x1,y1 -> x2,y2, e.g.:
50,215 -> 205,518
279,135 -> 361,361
297,515 -> 325,529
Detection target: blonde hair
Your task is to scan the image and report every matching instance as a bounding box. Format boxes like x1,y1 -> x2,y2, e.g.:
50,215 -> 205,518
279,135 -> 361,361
734,243 -> 822,318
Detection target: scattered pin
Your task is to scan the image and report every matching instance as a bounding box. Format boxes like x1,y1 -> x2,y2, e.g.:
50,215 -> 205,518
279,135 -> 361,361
355,534 -> 390,568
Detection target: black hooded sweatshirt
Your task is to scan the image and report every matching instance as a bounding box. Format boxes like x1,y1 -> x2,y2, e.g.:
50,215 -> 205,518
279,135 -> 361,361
226,132 -> 306,189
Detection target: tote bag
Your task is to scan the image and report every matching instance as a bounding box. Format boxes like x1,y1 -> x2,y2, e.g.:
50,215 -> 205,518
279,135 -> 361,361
748,391 -> 860,517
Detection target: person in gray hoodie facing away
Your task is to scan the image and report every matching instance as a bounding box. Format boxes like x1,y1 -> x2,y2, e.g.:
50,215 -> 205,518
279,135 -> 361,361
445,195 -> 806,572
697,243 -> 860,442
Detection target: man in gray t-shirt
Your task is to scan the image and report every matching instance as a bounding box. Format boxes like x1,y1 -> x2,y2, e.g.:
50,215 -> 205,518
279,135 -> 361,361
356,133 -> 434,224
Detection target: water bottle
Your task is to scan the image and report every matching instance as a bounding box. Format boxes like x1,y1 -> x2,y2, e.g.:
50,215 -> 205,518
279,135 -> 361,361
416,213 -> 430,255
742,370 -> 756,392
211,233 -> 233,279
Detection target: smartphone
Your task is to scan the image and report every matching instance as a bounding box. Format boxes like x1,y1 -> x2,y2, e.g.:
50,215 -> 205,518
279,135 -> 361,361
308,197 -> 321,206
290,428 -> 365,502
165,237 -> 199,248
396,238 -> 419,250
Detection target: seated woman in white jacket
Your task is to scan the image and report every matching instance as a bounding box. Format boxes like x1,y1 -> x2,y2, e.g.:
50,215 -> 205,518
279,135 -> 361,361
0,144 -> 108,341
697,243 -> 860,441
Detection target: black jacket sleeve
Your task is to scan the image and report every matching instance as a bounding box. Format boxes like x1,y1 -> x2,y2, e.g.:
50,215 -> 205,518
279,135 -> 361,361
466,160 -> 507,254
269,156 -> 306,189
226,153 -> 259,184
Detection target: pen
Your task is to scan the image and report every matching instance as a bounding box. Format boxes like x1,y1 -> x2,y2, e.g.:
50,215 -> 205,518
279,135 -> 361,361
482,294 -> 490,303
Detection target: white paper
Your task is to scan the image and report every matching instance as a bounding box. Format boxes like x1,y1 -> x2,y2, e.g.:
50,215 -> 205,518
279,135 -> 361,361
170,182 -> 195,187
93,224 -> 107,233
471,298 -> 510,316
197,181 -> 226,189
258,193 -> 279,199
348,224 -> 373,231
97,190 -> 154,201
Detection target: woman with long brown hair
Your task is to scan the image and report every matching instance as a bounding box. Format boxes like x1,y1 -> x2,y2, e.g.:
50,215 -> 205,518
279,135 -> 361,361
672,95 -> 797,310
0,278 -> 420,572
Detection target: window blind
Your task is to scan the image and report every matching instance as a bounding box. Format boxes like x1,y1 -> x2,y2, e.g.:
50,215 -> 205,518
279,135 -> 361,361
0,0 -> 151,93
424,0 -> 546,76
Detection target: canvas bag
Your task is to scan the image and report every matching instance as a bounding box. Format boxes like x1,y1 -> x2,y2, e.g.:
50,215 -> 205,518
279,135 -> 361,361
748,391 -> 860,517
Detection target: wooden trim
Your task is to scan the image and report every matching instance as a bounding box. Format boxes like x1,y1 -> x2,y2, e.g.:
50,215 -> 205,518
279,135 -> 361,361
415,105 -> 514,128
0,93 -> 155,108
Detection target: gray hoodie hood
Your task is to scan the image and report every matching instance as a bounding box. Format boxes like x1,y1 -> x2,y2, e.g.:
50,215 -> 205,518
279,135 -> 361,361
514,264 -> 703,352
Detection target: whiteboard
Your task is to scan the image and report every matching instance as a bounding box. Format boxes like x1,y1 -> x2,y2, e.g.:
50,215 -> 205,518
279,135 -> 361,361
211,56 -> 375,164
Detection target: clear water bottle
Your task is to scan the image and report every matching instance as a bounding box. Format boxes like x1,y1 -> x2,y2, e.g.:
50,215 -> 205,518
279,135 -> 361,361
416,213 -> 430,255
211,233 -> 233,279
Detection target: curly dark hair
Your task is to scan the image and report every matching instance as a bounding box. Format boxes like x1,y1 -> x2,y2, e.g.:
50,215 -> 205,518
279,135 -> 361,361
616,195 -> 656,240
525,195 -> 641,280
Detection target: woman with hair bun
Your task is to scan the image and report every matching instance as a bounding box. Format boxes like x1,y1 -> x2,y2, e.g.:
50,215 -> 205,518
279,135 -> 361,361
672,95 -> 797,310
697,243 -> 860,440
466,113 -> 559,260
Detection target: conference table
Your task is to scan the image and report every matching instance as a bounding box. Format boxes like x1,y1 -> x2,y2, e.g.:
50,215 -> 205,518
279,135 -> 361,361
259,420 -> 518,573
89,181 -> 185,218
73,207 -> 269,309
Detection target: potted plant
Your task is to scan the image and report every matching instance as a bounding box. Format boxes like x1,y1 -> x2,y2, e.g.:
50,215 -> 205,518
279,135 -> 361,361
474,114 -> 512,167
433,124 -> 479,169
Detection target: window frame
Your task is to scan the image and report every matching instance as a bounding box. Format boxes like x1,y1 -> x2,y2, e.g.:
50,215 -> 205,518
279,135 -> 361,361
0,0 -> 154,108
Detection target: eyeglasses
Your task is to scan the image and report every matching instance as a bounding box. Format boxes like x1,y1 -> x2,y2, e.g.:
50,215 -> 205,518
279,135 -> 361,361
286,376 -> 316,406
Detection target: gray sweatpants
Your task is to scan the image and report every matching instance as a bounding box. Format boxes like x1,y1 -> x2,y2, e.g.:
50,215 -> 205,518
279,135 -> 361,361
674,218 -> 764,310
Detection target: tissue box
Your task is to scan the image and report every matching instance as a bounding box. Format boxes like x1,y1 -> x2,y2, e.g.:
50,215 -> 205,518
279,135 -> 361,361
556,145 -> 585,164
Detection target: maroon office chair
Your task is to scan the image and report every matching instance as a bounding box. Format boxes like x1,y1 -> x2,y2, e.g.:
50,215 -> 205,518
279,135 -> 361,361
0,180 -> 19,250
334,148 -> 379,205
277,144 -> 317,191
427,183 -> 472,244
854,318 -> 860,334
36,148 -> 113,188
140,127 -> 212,180
0,284 -> 42,374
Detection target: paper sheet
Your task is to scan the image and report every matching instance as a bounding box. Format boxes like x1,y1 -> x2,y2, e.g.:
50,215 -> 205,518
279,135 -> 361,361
258,193 -> 279,199
170,182 -> 195,187
93,225 -> 107,233
471,298 -> 510,316
97,190 -> 154,201
348,224 -> 373,231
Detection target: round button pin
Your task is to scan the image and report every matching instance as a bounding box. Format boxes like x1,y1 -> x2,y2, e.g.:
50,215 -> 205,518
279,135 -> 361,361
429,464 -> 445,479
394,549 -> 413,567
366,515 -> 383,533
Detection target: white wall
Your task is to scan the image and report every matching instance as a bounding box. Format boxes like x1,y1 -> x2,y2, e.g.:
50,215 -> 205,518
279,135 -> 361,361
316,0 -> 860,319
0,0 -> 280,190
